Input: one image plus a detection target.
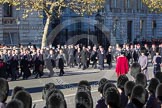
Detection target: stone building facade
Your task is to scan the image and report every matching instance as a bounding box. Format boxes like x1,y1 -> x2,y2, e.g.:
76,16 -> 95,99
0,0 -> 162,46
0,4 -> 43,46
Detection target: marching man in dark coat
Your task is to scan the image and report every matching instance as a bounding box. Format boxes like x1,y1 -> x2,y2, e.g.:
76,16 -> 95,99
90,46 -> 98,69
80,46 -> 88,70
106,47 -> 112,69
68,45 -> 75,68
75,47 -> 81,69
45,49 -> 55,77
20,55 -> 31,80
56,49 -> 66,76
98,47 -> 105,70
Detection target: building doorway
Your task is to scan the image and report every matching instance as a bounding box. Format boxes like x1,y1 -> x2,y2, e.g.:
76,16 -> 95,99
127,21 -> 132,43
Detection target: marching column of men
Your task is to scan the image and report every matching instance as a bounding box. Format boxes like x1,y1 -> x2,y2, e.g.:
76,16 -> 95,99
0,43 -> 162,80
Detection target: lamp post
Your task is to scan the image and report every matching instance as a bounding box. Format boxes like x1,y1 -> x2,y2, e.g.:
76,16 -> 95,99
113,17 -> 118,37
88,16 -> 90,46
140,20 -> 144,40
16,17 -> 20,44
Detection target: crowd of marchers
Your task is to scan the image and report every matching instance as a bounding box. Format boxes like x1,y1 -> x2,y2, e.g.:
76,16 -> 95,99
0,42 -> 162,80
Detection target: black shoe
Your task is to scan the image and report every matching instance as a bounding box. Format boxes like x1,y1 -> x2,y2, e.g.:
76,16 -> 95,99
35,75 -> 38,78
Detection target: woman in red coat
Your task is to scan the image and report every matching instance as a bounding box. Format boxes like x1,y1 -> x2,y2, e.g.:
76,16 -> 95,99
115,51 -> 129,77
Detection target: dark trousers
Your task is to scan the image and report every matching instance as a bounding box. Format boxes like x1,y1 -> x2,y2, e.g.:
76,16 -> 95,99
35,65 -> 43,78
11,68 -> 17,81
92,60 -> 97,68
81,61 -> 87,70
59,68 -> 64,76
99,64 -> 104,70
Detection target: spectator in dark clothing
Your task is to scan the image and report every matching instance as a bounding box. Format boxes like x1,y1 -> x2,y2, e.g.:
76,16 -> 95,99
78,80 -> 91,92
11,86 -> 25,99
6,99 -> 24,108
155,72 -> 162,83
117,75 -> 129,108
96,78 -> 108,108
45,89 -> 67,108
105,87 -> 120,108
135,73 -> 147,88
0,59 -> 7,79
0,78 -> 9,103
156,84 -> 162,108
146,78 -> 160,108
75,90 -> 93,108
102,82 -> 116,98
124,81 -> 135,100
77,80 -> 93,104
13,90 -> 32,108
42,83 -> 56,100
126,85 -> 148,108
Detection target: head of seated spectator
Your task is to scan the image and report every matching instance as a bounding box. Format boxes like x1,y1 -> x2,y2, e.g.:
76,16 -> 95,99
12,86 -> 25,99
156,83 -> 162,102
42,83 -> 56,100
6,99 -> 24,108
117,75 -> 129,91
124,81 -> 135,98
146,78 -> 160,108
0,78 -> 9,103
13,90 -> 32,108
155,72 -> 162,83
103,82 -> 116,98
75,91 -> 93,108
148,78 -> 160,95
135,73 -> 147,88
96,78 -> 108,108
78,80 -> 91,91
104,87 -> 120,108
131,85 -> 147,108
98,78 -> 109,96
130,63 -> 141,79
117,75 -> 129,108
46,89 -> 66,108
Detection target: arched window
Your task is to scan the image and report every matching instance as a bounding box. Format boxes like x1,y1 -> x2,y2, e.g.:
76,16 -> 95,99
3,3 -> 12,17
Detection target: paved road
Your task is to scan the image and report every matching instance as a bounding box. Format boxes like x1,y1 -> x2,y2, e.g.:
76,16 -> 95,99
7,64 -> 154,108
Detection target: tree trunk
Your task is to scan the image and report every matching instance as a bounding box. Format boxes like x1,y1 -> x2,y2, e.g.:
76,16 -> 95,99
41,16 -> 51,49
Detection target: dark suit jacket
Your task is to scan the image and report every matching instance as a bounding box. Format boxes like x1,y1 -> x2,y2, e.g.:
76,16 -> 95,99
146,94 -> 159,108
81,50 -> 88,63
98,51 -> 105,65
96,97 -> 107,108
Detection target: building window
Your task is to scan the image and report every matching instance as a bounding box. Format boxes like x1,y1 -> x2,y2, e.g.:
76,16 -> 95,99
3,3 -> 12,17
124,0 -> 126,9
140,0 -> 143,9
140,19 -> 145,38
127,0 -> 130,8
3,32 -> 19,45
152,20 -> 156,38
114,0 -> 117,8
109,0 -> 112,8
